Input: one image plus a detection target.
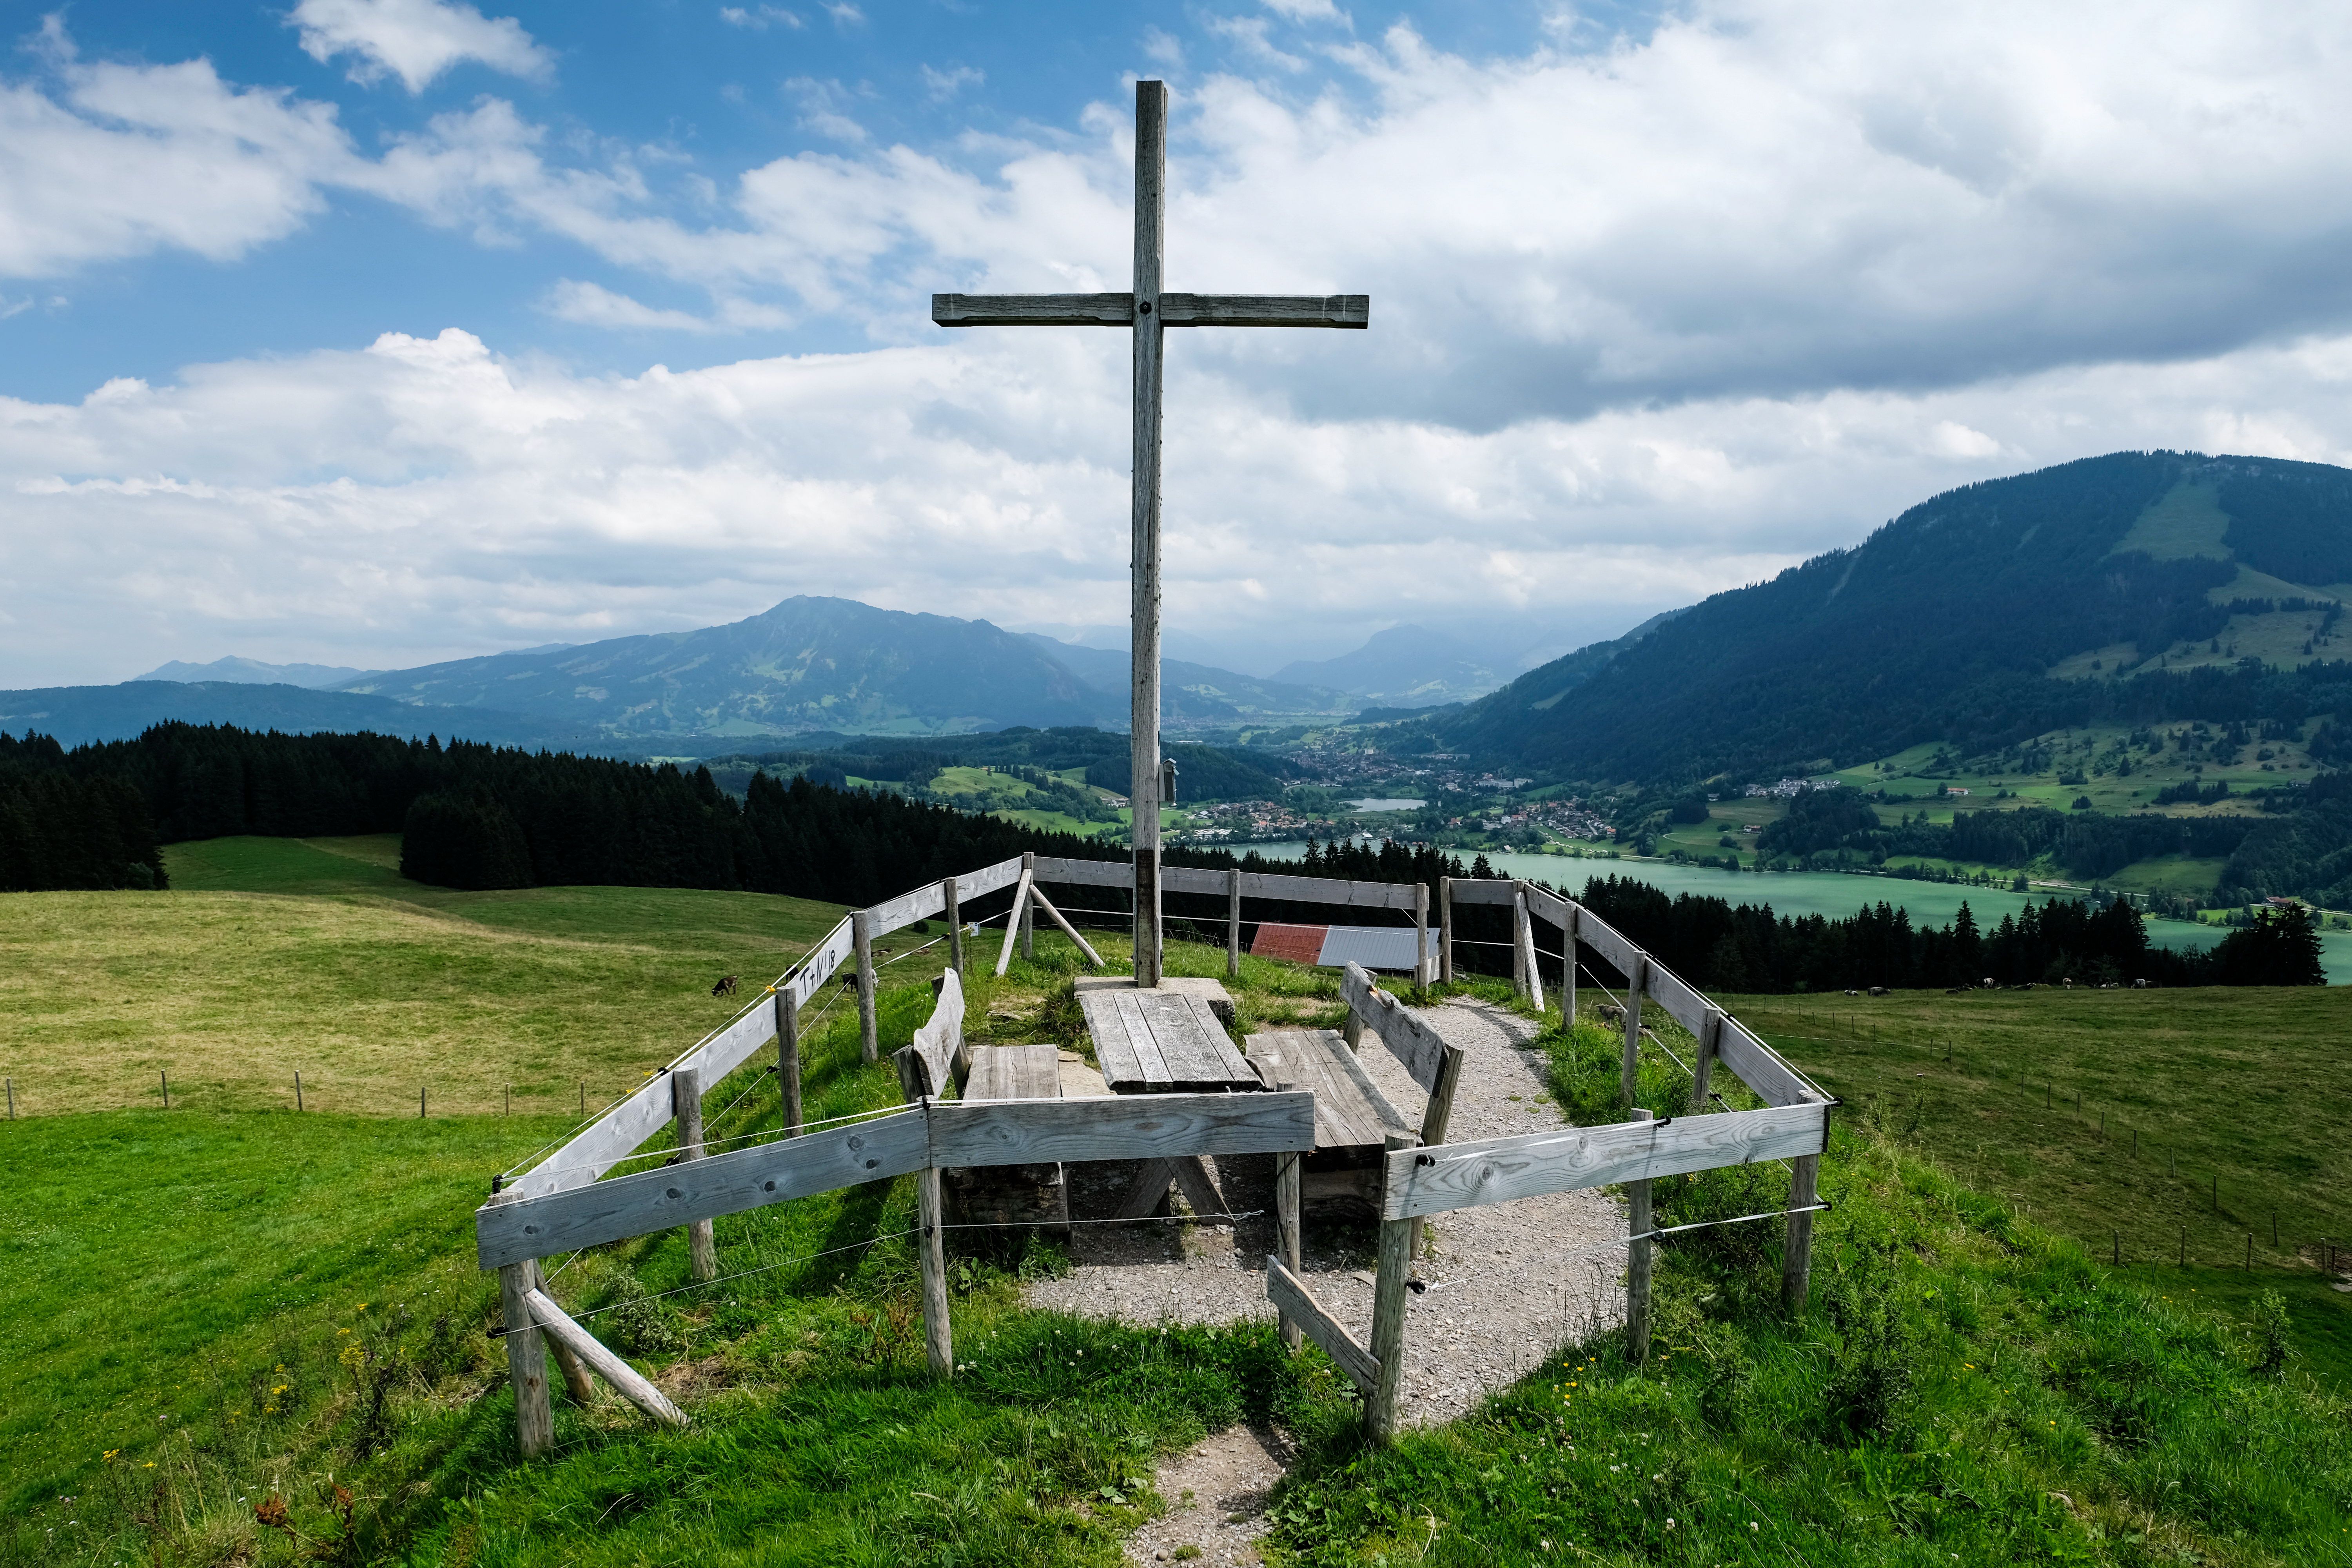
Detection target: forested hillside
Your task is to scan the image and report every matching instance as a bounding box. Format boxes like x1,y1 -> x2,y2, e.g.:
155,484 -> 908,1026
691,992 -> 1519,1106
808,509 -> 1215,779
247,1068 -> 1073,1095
1433,452 -> 2352,783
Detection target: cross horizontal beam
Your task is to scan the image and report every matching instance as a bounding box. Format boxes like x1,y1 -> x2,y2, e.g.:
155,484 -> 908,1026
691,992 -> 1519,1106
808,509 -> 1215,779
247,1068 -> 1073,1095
932,292 -> 1368,328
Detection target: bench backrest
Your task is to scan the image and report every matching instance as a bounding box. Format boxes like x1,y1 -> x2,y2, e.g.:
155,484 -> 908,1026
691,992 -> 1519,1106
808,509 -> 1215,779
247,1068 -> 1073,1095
1340,961 -> 1467,1149
894,968 -> 968,1102
1339,962 -> 1448,1093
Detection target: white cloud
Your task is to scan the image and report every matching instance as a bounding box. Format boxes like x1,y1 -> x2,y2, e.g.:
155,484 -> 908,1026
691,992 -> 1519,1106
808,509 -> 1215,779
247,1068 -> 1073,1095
542,279 -> 791,332
289,0 -> 553,93
824,2 -> 865,27
920,64 -> 984,102
719,5 -> 803,29
8,321 -> 2352,685
1260,0 -> 1347,22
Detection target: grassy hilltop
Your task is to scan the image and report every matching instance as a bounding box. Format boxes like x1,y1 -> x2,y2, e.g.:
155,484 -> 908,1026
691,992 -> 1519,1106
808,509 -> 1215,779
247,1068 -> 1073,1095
4,841 -> 2350,1565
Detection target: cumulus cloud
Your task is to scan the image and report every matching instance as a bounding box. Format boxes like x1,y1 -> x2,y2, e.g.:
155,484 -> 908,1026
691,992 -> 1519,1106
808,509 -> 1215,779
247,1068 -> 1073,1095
289,0 -> 553,93
7,321 -> 2352,685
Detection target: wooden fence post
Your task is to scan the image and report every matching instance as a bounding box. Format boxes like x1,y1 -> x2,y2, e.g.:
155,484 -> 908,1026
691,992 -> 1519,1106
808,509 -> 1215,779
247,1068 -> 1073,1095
1510,888 -> 1530,1000
4,1077 -> 12,1119
1562,905 -> 1578,1025
1627,1107 -> 1654,1362
775,985 -> 803,1136
944,876 -> 963,975
1272,1066 -> 1302,1353
1782,1142 -> 1821,1316
1227,866 -> 1243,980
294,1072 -> 303,1112
853,909 -> 879,1065
1438,875 -> 1454,984
1689,1007 -> 1721,1113
161,1070 -> 169,1110
1365,1130 -> 1418,1442
1514,887 -> 1544,1012
533,1259 -> 596,1405
916,1112 -> 954,1376
492,1193 -> 554,1458
673,1068 -> 717,1282
1414,881 -> 1430,995
1620,955 -> 1648,1108
1020,851 -> 1036,961
1409,1045 -> 1465,1261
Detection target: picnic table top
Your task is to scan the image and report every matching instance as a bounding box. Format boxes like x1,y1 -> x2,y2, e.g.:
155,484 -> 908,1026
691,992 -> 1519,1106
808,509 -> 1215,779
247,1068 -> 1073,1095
1078,985 -> 1258,1093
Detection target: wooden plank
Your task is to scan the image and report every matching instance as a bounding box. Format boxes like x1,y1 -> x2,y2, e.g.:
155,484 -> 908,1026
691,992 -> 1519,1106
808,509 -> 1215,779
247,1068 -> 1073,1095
901,968 -> 965,1098
933,291 -> 1133,326
525,1289 -> 688,1429
1029,855 -> 1135,889
1249,1029 -> 1405,1151
1080,991 -> 1151,1090
864,880 -> 946,937
1713,1019 -> 1817,1109
1521,882 -> 1572,928
1135,993 -> 1209,1084
1166,864 -> 1229,897
1026,885 -> 1105,968
1339,962 -> 1446,1093
1161,292 -> 1369,328
1445,878 -> 1519,906
783,916 -> 857,1011
1573,907 -> 1643,979
1234,870 -> 1421,911
963,1044 -> 1062,1102
1379,1102 -> 1831,1221
1264,1256 -> 1379,1392
1112,991 -> 1175,1088
1113,1159 -> 1177,1219
1170,1153 -> 1228,1219
927,1089 -> 1315,1168
477,1108 -> 929,1269
993,869 -> 1034,976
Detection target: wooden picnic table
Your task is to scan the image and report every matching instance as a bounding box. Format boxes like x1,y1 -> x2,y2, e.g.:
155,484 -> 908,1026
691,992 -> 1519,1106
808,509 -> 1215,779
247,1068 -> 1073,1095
1080,987 -> 1258,1094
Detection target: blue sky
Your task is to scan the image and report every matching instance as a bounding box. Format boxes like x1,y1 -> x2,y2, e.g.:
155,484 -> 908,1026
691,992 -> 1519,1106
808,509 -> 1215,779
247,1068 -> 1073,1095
6,0 -> 2352,686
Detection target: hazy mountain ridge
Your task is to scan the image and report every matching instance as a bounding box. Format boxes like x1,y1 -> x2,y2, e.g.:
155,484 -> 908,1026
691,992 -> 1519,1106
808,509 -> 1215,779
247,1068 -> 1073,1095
1272,624 -> 1506,708
1433,452 -> 2352,784
0,681 -> 577,750
335,597 -> 1105,739
134,656 -> 379,688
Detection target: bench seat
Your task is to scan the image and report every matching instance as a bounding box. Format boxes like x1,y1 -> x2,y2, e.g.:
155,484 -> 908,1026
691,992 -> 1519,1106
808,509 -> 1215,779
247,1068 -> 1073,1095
1246,1027 -> 1413,1211
944,1043 -> 1070,1234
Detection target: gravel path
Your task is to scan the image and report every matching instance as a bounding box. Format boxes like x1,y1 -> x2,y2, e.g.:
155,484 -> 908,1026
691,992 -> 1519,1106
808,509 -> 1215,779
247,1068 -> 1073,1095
1028,996 -> 1626,1431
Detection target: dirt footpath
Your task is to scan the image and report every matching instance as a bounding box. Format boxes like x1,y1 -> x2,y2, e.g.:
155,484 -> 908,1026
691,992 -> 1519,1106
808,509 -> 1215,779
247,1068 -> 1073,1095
1023,996 -> 1626,1564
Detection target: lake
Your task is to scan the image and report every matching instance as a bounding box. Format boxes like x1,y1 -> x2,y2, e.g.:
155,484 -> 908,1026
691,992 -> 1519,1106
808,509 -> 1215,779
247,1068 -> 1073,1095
1240,842 -> 2352,982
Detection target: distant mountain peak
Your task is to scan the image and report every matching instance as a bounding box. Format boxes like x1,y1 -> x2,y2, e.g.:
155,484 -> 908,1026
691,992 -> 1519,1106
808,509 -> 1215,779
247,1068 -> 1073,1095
135,655 -> 376,689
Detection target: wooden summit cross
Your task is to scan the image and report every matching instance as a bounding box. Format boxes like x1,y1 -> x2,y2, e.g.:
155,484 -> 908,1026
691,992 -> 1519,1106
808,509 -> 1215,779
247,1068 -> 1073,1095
933,80 -> 1367,985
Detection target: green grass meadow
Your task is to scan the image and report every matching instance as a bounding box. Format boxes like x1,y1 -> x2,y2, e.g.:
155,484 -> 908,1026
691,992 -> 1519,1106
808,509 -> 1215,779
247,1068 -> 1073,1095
5,841 -> 2352,1564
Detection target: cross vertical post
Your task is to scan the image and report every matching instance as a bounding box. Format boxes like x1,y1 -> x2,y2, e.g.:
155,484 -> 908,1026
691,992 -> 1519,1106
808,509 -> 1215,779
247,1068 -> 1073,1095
1131,79 -> 1168,984
931,80 -> 1366,984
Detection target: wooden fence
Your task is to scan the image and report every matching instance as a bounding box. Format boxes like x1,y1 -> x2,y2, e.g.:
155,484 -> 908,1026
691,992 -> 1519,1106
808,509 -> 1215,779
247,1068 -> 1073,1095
476,852 -> 1829,1452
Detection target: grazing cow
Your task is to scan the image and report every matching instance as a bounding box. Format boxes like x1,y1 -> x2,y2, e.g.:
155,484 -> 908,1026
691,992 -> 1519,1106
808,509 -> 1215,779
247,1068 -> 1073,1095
711,975 -> 739,998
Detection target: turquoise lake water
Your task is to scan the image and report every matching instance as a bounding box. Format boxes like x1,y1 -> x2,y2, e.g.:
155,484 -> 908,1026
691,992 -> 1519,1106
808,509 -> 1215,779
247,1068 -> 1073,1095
1241,842 -> 2352,982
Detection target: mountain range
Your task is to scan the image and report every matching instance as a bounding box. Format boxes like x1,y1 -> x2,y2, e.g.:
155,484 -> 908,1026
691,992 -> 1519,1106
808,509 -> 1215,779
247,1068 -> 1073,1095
1427,451 -> 2352,784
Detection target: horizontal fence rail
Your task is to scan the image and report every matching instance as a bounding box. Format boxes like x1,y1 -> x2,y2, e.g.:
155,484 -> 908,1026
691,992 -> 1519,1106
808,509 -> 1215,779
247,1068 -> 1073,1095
1379,1101 -> 1832,1221
480,1090 -> 1316,1269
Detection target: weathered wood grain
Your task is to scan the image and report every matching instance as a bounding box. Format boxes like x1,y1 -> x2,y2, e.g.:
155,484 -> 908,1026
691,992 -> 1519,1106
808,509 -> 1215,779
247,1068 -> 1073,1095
1365,1131 -> 1418,1443
1265,1256 -> 1380,1391
477,1109 -> 930,1268
1131,83 -> 1168,988
525,1289 -> 688,1428
1713,1018 -> 1817,1109
1161,293 -> 1369,327
1030,855 -> 1134,888
1625,1109 -> 1654,1363
674,1067 -> 716,1283
1446,878 -> 1519,906
1379,1102 -> 1830,1221
962,1044 -> 1061,1102
993,868 -> 1035,977
1339,962 -> 1447,1093
929,1089 -> 1314,1168
1236,869 -> 1422,909
1026,884 -> 1104,968
917,1163 -> 953,1374
853,909 -> 879,1064
932,292 -> 1134,326
1246,1028 -> 1406,1152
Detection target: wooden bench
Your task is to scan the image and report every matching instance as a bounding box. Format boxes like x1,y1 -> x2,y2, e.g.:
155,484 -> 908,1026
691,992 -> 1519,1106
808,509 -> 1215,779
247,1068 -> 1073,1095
892,973 -> 1071,1235
1249,962 -> 1467,1219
